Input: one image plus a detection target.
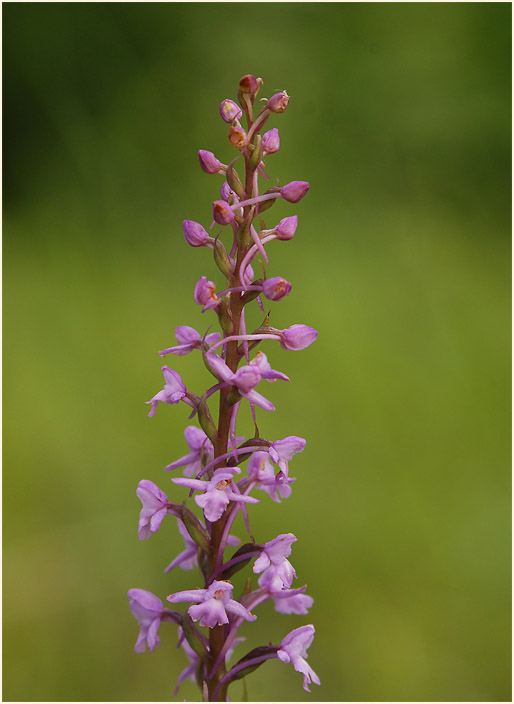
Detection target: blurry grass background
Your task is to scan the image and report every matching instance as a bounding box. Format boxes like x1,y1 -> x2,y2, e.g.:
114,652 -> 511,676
3,2 -> 511,702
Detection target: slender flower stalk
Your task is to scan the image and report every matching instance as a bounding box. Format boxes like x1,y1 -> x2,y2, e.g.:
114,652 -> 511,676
128,74 -> 320,702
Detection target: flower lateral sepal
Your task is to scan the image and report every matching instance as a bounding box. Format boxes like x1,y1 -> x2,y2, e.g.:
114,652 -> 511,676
181,501 -> 211,554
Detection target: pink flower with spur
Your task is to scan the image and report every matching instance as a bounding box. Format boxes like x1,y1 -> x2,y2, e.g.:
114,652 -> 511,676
247,451 -> 295,503
167,579 -> 256,628
127,589 -> 166,653
194,276 -> 221,312
206,350 -> 289,412
164,425 -> 214,477
172,467 -> 259,522
159,325 -> 220,357
145,367 -> 187,417
253,532 -> 297,589
136,480 -> 172,540
277,625 -> 320,692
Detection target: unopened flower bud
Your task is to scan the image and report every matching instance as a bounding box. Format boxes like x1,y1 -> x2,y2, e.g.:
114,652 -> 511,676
194,276 -> 220,310
213,239 -> 234,278
281,181 -> 310,203
183,220 -> 212,247
267,91 -> 289,113
275,215 -> 298,241
220,182 -> 238,203
239,74 -> 259,94
198,150 -> 222,175
262,277 -> 292,301
262,128 -> 280,155
228,126 -> 247,149
220,99 -> 242,124
225,160 -> 246,199
212,200 -> 235,226
280,324 -> 317,351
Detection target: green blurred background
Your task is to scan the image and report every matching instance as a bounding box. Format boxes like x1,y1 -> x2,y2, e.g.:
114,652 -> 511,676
3,2 -> 511,701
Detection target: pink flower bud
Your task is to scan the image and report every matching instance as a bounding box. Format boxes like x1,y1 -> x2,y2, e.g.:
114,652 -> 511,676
183,220 -> 212,247
228,125 -> 247,149
220,99 -> 242,124
212,200 -> 235,226
262,277 -> 292,301
281,181 -> 310,203
220,182 -> 238,203
267,91 -> 289,113
280,324 -> 317,351
239,74 -> 259,94
275,215 -> 298,241
262,128 -> 280,155
198,150 -> 221,175
194,276 -> 220,310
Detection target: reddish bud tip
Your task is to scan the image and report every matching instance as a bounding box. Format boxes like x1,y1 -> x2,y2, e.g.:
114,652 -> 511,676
239,74 -> 259,94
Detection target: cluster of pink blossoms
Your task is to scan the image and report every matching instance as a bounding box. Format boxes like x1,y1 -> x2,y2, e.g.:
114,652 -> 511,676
129,74 -> 320,702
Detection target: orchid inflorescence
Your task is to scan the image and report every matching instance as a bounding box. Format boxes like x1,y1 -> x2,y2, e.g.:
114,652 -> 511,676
128,73 -> 320,702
